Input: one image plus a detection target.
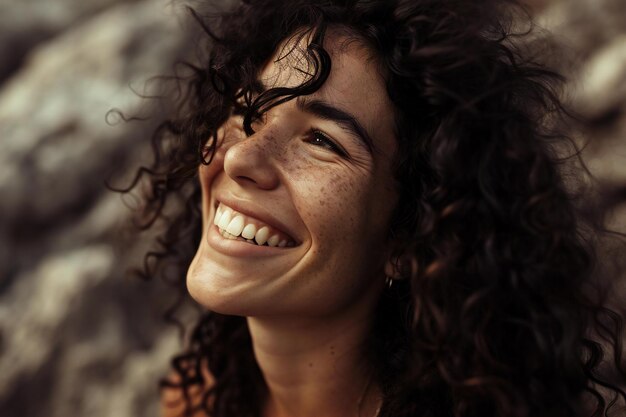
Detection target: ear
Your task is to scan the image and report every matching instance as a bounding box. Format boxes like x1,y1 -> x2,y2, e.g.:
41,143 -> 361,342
384,253 -> 418,280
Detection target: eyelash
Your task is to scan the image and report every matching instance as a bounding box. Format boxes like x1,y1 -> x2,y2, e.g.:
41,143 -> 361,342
305,129 -> 348,157
229,108 -> 348,158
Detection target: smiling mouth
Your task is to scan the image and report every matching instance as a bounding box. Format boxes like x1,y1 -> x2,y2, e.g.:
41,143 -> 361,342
213,203 -> 297,248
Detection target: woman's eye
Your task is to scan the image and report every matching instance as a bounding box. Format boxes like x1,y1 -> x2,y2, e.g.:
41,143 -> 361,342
305,130 -> 348,157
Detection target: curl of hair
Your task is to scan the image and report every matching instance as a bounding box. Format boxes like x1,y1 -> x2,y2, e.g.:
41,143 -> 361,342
116,1 -> 626,416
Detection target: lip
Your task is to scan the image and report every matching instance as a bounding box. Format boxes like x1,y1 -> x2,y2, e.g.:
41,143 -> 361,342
213,194 -> 301,244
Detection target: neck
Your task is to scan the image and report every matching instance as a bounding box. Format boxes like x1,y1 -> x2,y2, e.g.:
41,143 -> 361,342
248,309 -> 381,417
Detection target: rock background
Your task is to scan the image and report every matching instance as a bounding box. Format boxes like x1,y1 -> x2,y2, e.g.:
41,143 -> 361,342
0,1 -> 203,416
0,1 -> 624,417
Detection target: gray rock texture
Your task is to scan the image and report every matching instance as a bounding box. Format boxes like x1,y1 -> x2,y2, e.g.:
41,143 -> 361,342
0,1 -> 197,416
0,0 -> 143,83
0,0 -> 624,417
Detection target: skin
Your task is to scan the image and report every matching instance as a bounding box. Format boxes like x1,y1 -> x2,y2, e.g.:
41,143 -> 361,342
185,29 -> 401,417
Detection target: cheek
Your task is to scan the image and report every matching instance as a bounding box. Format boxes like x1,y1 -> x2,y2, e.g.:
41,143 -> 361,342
198,131 -> 236,196
197,148 -> 228,229
285,155 -> 397,260
287,162 -> 368,245
198,162 -> 220,202
288,168 -> 388,311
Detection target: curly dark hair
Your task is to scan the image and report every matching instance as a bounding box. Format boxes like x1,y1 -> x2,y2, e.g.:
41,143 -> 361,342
116,0 -> 626,416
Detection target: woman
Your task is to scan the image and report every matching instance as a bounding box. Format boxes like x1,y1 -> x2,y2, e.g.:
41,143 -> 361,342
122,0 -> 626,416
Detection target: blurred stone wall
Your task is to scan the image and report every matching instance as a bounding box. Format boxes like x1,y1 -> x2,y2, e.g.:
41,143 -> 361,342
0,1 -> 624,417
0,1 -> 201,416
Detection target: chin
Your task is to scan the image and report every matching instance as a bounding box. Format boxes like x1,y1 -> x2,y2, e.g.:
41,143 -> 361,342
185,249 -> 259,316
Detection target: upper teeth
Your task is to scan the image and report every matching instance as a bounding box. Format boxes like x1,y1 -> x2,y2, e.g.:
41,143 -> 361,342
213,203 -> 295,247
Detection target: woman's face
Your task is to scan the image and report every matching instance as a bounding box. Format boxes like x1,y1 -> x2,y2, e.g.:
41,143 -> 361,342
187,32 -> 399,318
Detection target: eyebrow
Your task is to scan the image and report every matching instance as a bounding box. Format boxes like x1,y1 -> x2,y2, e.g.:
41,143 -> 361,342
295,96 -> 375,154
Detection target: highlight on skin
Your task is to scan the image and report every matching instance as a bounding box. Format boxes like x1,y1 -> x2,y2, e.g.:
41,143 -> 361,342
114,1 -> 626,416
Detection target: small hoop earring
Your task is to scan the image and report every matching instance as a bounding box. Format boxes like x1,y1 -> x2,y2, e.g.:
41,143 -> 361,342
385,275 -> 394,289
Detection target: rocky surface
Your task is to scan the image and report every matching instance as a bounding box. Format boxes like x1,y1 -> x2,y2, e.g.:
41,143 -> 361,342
0,1 -> 198,416
0,0 -> 145,84
541,0 -> 626,304
0,1 -> 624,417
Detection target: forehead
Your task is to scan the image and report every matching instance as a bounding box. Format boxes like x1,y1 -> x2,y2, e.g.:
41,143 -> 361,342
260,29 -> 397,156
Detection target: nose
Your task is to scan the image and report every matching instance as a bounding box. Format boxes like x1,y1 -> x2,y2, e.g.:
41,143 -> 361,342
223,125 -> 281,190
